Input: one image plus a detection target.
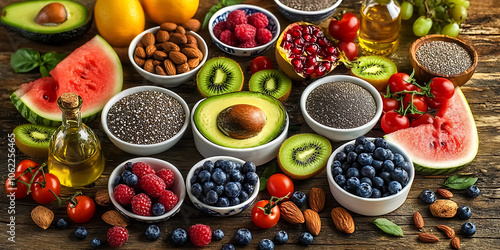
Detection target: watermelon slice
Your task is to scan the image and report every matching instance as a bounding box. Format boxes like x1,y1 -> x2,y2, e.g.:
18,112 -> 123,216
11,35 -> 122,127
385,87 -> 478,175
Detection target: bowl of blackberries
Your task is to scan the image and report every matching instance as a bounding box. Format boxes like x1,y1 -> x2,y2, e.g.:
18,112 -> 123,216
186,156 -> 260,216
326,136 -> 415,216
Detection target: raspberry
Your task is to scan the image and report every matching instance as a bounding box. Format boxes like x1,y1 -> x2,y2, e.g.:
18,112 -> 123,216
214,21 -> 227,39
248,13 -> 269,29
140,174 -> 166,198
256,28 -> 273,45
107,226 -> 129,248
189,224 -> 212,247
113,184 -> 135,206
239,40 -> 257,48
235,24 -> 256,42
226,9 -> 247,30
132,162 -> 155,179
131,193 -> 152,216
219,30 -> 238,47
158,190 -> 178,211
157,169 -> 175,190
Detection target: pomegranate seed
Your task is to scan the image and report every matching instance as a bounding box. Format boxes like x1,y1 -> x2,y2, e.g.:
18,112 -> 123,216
323,61 -> 332,71
292,58 -> 303,70
317,38 -> 328,47
315,64 -> 326,76
305,44 -> 318,55
303,34 -> 313,42
326,46 -> 337,55
305,56 -> 317,66
294,38 -> 304,47
284,33 -> 293,42
313,29 -> 323,37
282,41 -> 292,50
291,29 -> 302,38
324,55 -> 337,62
305,65 -> 315,75
292,46 -> 303,54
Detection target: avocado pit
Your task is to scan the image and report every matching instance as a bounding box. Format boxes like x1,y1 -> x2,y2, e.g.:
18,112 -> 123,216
35,2 -> 67,26
216,104 -> 267,139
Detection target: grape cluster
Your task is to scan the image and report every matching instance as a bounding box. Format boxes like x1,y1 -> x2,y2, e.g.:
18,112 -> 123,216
399,0 -> 470,37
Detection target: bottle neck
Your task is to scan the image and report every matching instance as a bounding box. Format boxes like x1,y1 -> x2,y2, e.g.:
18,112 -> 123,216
61,109 -> 82,129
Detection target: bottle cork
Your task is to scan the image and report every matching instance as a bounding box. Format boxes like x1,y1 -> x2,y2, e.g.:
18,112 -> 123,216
60,92 -> 79,109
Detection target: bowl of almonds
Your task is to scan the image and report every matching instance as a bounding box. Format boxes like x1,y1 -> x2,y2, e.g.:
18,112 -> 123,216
128,23 -> 208,87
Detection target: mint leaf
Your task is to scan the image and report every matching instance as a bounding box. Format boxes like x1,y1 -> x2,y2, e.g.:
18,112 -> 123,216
373,218 -> 404,237
444,175 -> 478,190
259,163 -> 276,191
11,48 -> 41,73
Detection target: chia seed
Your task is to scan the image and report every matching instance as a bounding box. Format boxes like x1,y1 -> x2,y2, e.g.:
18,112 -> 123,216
107,90 -> 185,145
306,81 -> 376,129
416,40 -> 472,76
279,0 -> 338,12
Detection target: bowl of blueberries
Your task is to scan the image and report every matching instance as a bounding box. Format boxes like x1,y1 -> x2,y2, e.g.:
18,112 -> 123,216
326,136 -> 414,216
186,156 -> 260,216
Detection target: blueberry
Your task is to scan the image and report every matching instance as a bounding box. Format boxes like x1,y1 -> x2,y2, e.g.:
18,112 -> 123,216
393,153 -> 405,166
335,174 -> 347,187
194,166 -> 202,176
331,166 -> 343,177
360,165 -> 376,179
382,192 -> 390,197
230,170 -> 244,182
385,150 -> 394,161
334,151 -> 347,162
229,197 -> 240,206
244,183 -> 255,194
234,162 -> 241,171
388,181 -> 402,194
355,144 -> 365,154
372,177 -> 384,189
274,230 -> 288,245
57,218 -> 68,229
222,160 -> 236,173
291,191 -> 307,207
419,189 -> 436,204
461,222 -> 476,236
332,160 -> 342,169
171,228 -> 188,246
360,177 -> 372,186
190,175 -> 198,186
382,160 -> 395,172
298,232 -> 313,246
346,167 -> 360,179
191,183 -> 203,196
152,203 -> 165,216
124,162 -> 133,171
242,161 -> 256,173
341,162 -> 351,171
213,229 -> 224,241
205,190 -> 218,204
91,238 -> 102,249
145,225 -> 160,241
225,182 -> 241,198
357,153 -> 373,165
371,188 -> 382,198
202,160 -> 214,172
343,144 -> 355,153
113,176 -> 122,187
121,170 -> 133,179
245,172 -> 259,185
258,239 -> 274,250
214,159 -> 224,169
457,206 -> 472,220
379,171 -> 392,184
373,147 -> 388,160
346,177 -> 360,190
346,152 -> 358,163
397,161 -> 412,174
203,181 -> 215,194
212,168 -> 227,185
374,138 -> 389,148
357,182 -> 373,198
75,226 -> 87,240
123,173 -> 138,187
239,190 -> 249,202
222,243 -> 235,250
198,170 -> 211,183
214,185 -> 224,196
234,228 -> 252,245
391,168 -> 409,186
217,197 -> 230,207
466,185 -> 480,198
355,136 -> 368,146
372,160 -> 383,172
363,141 -> 376,153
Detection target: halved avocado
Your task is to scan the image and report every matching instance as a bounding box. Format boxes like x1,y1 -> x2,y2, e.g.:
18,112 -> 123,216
194,91 -> 287,149
1,0 -> 92,44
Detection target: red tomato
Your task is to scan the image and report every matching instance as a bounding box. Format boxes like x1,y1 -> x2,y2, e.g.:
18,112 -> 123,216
250,56 -> 274,74
31,173 -> 61,204
381,111 -> 410,134
328,13 -> 360,42
267,173 -> 294,200
15,159 -> 40,180
338,41 -> 358,61
387,73 -> 414,93
403,94 -> 428,119
411,113 -> 435,127
425,96 -> 444,109
382,95 -> 400,113
67,195 -> 96,223
5,172 -> 31,199
430,77 -> 455,102
251,200 -> 280,228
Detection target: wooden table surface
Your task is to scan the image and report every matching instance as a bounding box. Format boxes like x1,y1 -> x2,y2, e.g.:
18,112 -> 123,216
1,0 -> 499,249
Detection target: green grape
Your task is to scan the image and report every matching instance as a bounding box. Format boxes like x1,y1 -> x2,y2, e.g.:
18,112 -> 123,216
450,5 -> 467,23
418,5 -> 426,16
401,2 -> 414,20
414,0 -> 424,8
413,16 -> 433,37
435,5 -> 446,20
431,22 -> 442,34
442,22 -> 460,37
459,0 -> 470,8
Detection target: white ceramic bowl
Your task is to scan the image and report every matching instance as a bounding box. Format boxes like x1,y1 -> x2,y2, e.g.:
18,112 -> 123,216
108,157 -> 186,223
186,156 -> 259,216
101,86 -> 190,155
128,27 -> 208,87
274,0 -> 343,23
300,75 -> 383,142
208,4 -> 280,57
326,138 -> 415,216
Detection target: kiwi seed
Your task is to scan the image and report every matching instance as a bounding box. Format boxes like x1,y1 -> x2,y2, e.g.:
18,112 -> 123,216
249,69 -> 292,102
13,124 -> 56,158
350,55 -> 397,91
196,57 -> 244,97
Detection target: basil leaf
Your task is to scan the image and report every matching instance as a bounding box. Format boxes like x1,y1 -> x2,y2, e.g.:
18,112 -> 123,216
39,65 -> 50,77
372,218 -> 404,237
11,48 -> 41,73
444,175 -> 478,190
222,0 -> 245,6
202,5 -> 221,30
259,163 -> 276,191
42,52 -> 66,72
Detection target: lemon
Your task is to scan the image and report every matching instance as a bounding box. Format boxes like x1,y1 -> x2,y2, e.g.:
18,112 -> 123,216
94,0 -> 145,47
141,0 -> 199,25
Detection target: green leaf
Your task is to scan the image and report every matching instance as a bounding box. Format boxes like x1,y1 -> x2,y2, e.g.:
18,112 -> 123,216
42,52 -> 66,72
372,218 -> 404,237
222,0 -> 245,6
202,4 -> 222,30
259,163 -> 277,191
444,175 -> 478,190
11,48 -> 41,73
39,65 -> 50,77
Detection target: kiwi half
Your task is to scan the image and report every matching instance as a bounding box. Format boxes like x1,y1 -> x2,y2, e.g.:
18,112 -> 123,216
350,55 -> 397,91
13,124 -> 55,158
249,69 -> 292,102
278,133 -> 332,180
197,57 -> 244,97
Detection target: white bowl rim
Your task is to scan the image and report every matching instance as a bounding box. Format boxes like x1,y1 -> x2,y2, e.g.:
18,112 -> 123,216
101,85 -> 190,149
326,137 -> 415,201
208,4 -> 281,52
300,75 -> 383,133
273,0 -> 343,15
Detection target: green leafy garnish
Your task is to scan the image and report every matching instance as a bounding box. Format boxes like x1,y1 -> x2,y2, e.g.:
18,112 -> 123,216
11,48 -> 66,77
372,218 -> 404,237
443,175 -> 478,190
202,0 -> 245,29
259,162 -> 276,191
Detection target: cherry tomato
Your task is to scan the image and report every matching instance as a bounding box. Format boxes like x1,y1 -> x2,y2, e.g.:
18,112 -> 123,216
328,13 -> 360,42
338,41 -> 358,61
250,56 -> 274,74
403,94 -> 428,119
5,172 -> 31,199
67,195 -> 96,223
430,77 -> 455,102
425,96 -> 444,109
411,113 -> 435,127
381,111 -> 410,134
15,159 -> 40,180
382,95 -> 400,113
31,173 -> 61,204
387,73 -> 414,93
267,173 -> 294,200
251,200 -> 280,228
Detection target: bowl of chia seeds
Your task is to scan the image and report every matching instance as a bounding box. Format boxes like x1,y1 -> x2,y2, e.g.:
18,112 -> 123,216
300,75 -> 383,142
274,0 -> 342,23
410,34 -> 478,87
101,86 -> 190,156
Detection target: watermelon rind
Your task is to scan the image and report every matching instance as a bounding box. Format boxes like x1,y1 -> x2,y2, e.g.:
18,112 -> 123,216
384,87 -> 478,175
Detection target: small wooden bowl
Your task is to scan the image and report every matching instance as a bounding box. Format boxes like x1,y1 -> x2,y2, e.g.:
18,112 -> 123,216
409,35 -> 478,87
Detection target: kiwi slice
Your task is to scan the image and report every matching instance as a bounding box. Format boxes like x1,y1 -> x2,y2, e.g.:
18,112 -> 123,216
278,133 -> 332,180
249,69 -> 292,102
13,124 -> 55,159
197,57 -> 244,97
350,55 -> 397,92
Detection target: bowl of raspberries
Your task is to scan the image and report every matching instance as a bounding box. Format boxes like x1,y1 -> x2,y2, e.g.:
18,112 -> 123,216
108,157 -> 185,223
186,156 -> 260,216
208,4 -> 280,57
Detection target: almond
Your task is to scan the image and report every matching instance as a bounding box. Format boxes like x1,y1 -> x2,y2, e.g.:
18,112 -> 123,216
309,187 -> 326,212
195,48 -> 204,61
181,47 -> 200,58
134,55 -> 145,67
141,32 -> 155,47
169,51 -> 187,65
95,189 -> 111,206
160,22 -> 177,32
102,210 -> 129,227
153,51 -> 168,61
170,33 -> 187,45
436,189 -> 453,199
155,65 -> 166,75
31,205 -> 54,230
186,34 -> 198,47
161,42 -> 180,53
437,225 -> 455,238
182,19 -> 201,32
331,207 -> 355,234
176,62 -> 190,74
187,58 -> 199,69
156,30 -> 170,43
136,40 -> 144,48
414,211 -> 424,229
430,199 -> 458,218
451,236 -> 460,249
279,201 -> 305,224
175,25 -> 186,34
134,46 -> 146,58
164,59 -> 176,75
145,45 -> 157,58
153,60 -> 162,66
418,233 -> 439,242
144,59 -> 155,73
303,209 -> 321,236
